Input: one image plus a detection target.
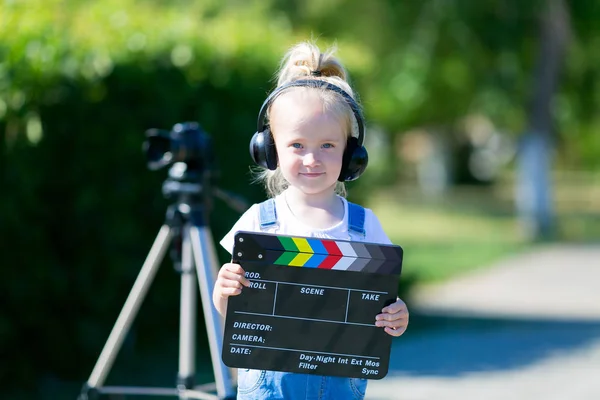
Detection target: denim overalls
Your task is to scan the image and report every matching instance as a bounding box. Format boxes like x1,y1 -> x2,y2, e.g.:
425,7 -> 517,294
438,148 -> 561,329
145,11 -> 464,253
236,199 -> 369,400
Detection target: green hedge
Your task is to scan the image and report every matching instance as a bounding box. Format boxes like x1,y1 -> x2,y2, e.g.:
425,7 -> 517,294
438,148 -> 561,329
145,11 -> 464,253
0,1 -> 304,395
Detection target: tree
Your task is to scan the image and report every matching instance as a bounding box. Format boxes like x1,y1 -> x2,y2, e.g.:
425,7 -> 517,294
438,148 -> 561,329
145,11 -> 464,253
516,0 -> 570,240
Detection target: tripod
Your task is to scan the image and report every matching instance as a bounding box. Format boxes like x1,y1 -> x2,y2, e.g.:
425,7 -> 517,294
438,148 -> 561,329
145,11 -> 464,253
80,165 -> 243,400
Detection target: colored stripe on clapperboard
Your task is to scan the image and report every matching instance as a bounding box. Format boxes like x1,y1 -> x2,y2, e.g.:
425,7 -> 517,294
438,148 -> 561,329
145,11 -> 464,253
250,234 -> 402,275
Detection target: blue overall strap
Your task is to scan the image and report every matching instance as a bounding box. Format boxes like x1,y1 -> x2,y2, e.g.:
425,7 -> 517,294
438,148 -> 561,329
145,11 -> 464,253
258,198 -> 278,230
347,201 -> 366,237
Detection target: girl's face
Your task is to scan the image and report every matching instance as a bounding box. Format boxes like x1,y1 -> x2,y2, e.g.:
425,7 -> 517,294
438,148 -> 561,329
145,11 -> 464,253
270,90 -> 347,197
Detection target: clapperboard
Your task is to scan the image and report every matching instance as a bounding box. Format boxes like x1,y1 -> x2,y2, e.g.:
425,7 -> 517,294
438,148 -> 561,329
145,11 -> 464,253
221,231 -> 403,379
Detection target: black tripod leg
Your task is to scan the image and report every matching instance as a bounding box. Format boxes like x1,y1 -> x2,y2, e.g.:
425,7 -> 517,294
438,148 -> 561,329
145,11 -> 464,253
189,225 -> 236,399
79,225 -> 173,400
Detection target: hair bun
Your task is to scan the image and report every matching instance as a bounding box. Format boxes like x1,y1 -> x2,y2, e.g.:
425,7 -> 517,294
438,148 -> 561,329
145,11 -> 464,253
277,42 -> 348,86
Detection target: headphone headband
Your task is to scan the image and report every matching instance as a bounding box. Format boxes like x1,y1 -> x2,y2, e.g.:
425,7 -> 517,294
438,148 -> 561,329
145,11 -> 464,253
256,79 -> 365,146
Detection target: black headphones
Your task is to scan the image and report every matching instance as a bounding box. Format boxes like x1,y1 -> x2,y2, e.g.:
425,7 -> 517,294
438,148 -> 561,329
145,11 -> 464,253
249,79 -> 368,182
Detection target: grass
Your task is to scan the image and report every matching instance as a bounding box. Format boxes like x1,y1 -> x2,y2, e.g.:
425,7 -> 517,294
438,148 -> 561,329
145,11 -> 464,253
364,172 -> 600,284
366,186 -> 529,284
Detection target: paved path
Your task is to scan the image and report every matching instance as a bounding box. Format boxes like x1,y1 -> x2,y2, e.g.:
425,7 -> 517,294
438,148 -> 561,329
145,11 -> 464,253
368,338 -> 600,400
367,244 -> 600,400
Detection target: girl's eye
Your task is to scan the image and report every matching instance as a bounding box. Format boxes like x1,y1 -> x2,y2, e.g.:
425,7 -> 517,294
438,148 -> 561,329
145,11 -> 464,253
291,143 -> 302,149
322,143 -> 334,149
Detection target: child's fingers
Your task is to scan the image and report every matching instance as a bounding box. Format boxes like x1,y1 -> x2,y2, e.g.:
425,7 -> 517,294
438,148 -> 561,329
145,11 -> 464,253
384,326 -> 407,337
221,263 -> 251,287
375,315 -> 409,328
219,271 -> 250,287
375,309 -> 408,322
220,287 -> 242,296
217,276 -> 244,289
375,301 -> 409,336
215,276 -> 245,298
381,299 -> 407,314
376,318 -> 409,337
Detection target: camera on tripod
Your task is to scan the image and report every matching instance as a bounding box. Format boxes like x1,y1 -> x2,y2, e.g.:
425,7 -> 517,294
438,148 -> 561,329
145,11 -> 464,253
79,120 -> 238,400
143,122 -> 217,198
144,121 -> 216,174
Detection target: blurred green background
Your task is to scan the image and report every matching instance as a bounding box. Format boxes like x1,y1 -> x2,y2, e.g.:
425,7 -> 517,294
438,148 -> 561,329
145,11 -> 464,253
1,0 -> 598,398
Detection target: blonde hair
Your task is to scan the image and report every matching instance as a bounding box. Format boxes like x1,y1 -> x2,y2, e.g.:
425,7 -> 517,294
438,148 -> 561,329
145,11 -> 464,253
255,41 -> 360,198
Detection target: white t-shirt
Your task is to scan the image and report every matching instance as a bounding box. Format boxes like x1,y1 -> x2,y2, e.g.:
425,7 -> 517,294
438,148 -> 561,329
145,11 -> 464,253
220,191 -> 392,254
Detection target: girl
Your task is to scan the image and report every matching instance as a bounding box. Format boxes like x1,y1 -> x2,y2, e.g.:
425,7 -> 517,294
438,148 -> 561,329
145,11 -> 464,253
213,41 -> 409,400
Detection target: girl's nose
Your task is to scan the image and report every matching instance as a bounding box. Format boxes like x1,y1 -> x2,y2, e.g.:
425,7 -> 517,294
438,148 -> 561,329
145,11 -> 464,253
303,151 -> 319,167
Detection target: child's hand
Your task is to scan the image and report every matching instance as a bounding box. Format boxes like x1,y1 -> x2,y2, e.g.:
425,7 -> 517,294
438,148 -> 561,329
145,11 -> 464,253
375,298 -> 409,337
214,262 -> 250,299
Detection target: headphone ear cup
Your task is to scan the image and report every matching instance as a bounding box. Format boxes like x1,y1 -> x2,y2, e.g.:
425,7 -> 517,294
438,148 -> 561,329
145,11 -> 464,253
249,128 -> 278,170
263,128 -> 278,170
339,137 -> 368,182
249,131 -> 266,168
